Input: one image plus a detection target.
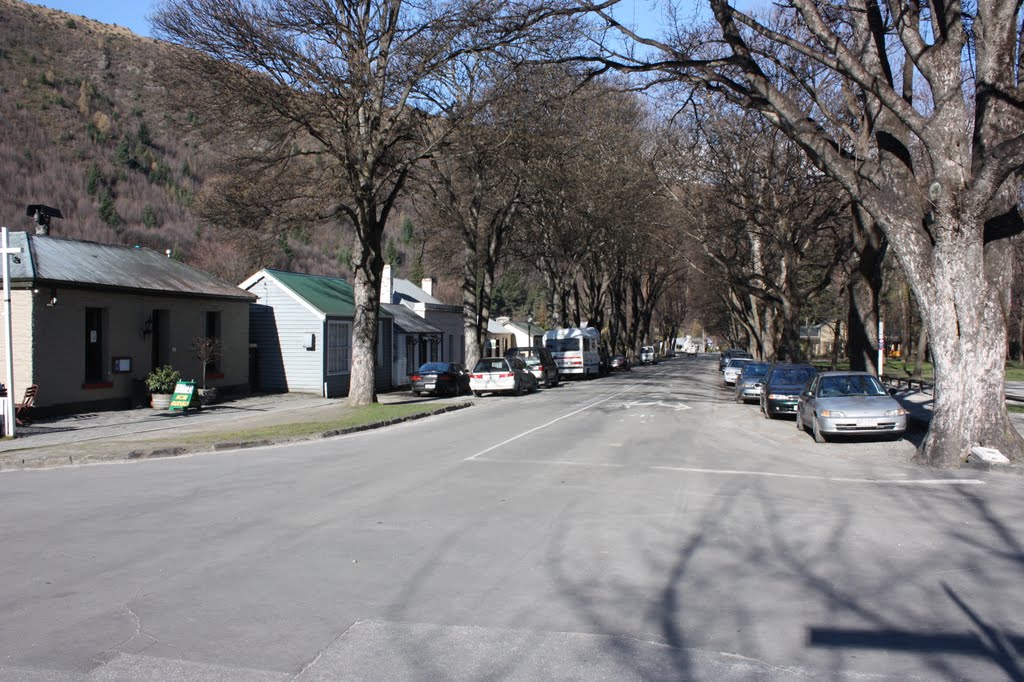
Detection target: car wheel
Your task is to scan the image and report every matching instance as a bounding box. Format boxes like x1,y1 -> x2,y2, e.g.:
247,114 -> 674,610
796,412 -> 805,431
514,380 -> 523,396
413,391 -> 421,397
735,392 -> 743,403
812,416 -> 828,443
529,381 -> 538,394
763,403 -> 773,419
473,390 -> 483,397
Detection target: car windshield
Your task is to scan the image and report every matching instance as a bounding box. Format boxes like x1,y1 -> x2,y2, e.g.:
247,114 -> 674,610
818,375 -> 887,397
770,368 -> 816,385
473,359 -> 509,372
418,363 -> 449,373
742,363 -> 770,377
726,359 -> 751,369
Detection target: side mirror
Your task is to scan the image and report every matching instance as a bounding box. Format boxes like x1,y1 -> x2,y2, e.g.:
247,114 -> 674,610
803,391 -> 813,398
888,387 -> 897,396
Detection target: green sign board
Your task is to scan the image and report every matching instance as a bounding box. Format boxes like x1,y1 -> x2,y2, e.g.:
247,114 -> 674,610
169,381 -> 196,410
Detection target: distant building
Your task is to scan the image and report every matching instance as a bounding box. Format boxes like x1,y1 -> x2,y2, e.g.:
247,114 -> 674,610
800,323 -> 843,358
0,233 -> 254,414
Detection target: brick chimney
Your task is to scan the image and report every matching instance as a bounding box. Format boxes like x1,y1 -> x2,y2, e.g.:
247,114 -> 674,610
421,276 -> 433,297
381,264 -> 394,303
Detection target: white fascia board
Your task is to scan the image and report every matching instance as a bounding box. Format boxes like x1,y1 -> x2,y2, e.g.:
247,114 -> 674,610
239,269 -> 327,322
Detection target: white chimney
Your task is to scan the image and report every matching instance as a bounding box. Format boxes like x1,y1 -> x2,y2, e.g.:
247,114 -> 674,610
421,276 -> 433,297
381,264 -> 394,303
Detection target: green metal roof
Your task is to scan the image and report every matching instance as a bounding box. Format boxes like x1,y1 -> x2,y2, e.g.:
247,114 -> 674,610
263,269 -> 391,319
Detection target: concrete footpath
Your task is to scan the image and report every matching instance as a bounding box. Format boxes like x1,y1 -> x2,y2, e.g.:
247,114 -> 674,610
0,392 -> 471,472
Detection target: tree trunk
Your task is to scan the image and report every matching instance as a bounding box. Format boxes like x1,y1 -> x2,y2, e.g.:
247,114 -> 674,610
830,319 -> 841,370
847,208 -> 886,372
348,256 -> 382,405
463,249 -> 485,371
911,327 -> 927,380
911,233 -> 1024,466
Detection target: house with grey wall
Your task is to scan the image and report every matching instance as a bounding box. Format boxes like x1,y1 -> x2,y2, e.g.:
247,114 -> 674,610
240,269 -> 393,397
380,264 -> 464,387
0,232 -> 255,415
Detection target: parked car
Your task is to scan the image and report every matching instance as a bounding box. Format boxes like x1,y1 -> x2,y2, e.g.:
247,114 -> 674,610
796,371 -> 907,442
722,357 -> 752,386
411,362 -> 470,397
719,349 -> 753,371
599,349 -> 612,377
610,355 -> 630,371
734,362 -> 771,403
506,346 -> 560,388
760,363 -> 818,418
640,345 -> 658,365
470,356 -> 538,396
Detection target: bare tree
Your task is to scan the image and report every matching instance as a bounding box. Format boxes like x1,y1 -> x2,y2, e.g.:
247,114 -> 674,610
154,0 -> 573,405
662,107 -> 849,361
585,0 -> 1024,466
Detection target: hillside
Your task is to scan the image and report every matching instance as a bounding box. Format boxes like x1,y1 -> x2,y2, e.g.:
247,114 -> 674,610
0,0 -> 358,283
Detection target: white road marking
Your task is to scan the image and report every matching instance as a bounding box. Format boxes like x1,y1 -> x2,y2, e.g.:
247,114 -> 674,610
620,400 -> 691,411
652,466 -> 984,486
468,459 -> 985,486
464,382 -> 652,461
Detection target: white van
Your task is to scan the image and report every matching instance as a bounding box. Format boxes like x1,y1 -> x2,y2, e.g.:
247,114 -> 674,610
640,345 -> 657,365
543,327 -> 601,377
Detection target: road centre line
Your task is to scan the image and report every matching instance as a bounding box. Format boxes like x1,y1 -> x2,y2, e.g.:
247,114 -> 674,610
652,466 -> 984,486
464,381 -> 653,461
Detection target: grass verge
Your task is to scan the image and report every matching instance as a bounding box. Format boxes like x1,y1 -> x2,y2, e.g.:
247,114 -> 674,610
204,402 -> 470,443
130,402 -> 472,450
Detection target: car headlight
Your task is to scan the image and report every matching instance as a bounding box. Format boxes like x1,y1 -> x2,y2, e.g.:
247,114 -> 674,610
819,410 -> 845,418
885,408 -> 908,416
767,393 -> 792,400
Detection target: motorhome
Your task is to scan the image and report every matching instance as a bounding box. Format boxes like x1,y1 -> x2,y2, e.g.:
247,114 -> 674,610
543,327 -> 601,377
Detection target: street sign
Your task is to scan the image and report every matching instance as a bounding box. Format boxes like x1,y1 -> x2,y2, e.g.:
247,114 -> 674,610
169,381 -> 196,410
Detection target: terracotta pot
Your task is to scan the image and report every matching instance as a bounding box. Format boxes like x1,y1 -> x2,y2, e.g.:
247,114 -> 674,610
150,393 -> 172,409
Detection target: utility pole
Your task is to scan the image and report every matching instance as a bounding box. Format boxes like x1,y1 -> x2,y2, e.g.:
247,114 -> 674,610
1,227 -> 22,436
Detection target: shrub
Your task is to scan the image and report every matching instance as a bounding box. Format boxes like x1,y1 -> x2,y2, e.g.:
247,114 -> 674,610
145,365 -> 180,393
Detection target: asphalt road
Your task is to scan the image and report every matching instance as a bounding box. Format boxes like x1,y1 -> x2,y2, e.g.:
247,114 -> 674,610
1,356 -> 1021,681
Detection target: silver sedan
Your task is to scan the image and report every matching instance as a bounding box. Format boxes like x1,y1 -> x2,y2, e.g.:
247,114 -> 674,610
796,371 -> 907,443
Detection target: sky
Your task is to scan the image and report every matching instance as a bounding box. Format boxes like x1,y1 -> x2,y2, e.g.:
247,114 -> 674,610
35,0 -> 159,36
31,0 -> 687,40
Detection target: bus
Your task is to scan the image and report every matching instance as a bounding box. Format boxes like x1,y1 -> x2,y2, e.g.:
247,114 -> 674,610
543,327 -> 601,378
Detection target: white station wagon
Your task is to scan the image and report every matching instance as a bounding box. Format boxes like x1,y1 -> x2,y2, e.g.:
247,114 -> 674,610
470,357 -> 538,397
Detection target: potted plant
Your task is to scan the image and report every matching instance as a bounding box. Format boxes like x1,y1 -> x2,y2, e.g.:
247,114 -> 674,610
192,336 -> 223,404
145,365 -> 180,409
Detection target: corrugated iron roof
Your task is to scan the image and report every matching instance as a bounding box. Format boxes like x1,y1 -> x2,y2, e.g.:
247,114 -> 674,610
6,232 -> 254,301
257,269 -> 393,319
383,303 -> 441,334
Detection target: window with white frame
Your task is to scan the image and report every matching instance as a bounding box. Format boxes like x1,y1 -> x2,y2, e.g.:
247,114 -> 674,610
327,321 -> 350,374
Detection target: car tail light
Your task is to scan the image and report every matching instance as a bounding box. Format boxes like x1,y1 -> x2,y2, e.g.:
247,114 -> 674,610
499,372 -> 513,378
437,375 -> 451,381
410,375 -> 421,381
472,374 -> 483,379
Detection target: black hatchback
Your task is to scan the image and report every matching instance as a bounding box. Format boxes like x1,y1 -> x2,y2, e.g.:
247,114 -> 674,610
760,363 -> 817,418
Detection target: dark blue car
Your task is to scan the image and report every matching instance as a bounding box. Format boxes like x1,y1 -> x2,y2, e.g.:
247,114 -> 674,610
760,363 -> 817,418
